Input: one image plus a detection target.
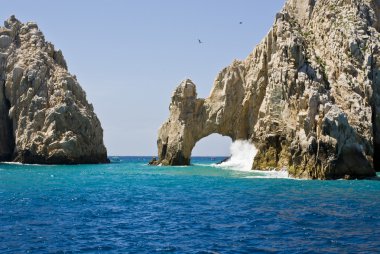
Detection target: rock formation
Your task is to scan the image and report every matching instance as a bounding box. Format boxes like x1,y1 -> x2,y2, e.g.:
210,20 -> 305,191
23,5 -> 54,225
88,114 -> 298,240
0,16 -> 108,164
154,0 -> 380,179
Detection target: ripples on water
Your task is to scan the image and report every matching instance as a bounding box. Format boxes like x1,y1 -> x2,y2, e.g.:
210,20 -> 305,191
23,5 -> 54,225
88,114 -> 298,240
0,157 -> 379,253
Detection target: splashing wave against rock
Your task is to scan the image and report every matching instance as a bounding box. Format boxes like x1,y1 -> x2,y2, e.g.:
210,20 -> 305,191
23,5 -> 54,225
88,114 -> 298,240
215,140 -> 258,172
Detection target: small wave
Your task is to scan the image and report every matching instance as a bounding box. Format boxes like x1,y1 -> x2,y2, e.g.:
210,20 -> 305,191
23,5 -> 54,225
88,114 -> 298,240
0,162 -> 54,167
195,163 -> 296,179
245,169 -> 290,179
193,163 -> 215,167
244,170 -> 307,180
1,162 -> 24,165
155,163 -> 189,168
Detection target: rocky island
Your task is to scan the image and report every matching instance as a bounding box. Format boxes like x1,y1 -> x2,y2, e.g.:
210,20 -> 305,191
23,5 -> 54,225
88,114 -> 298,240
153,0 -> 380,179
0,16 -> 108,164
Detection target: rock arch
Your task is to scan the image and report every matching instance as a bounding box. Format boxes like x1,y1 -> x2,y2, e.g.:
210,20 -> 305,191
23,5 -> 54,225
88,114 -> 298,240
155,60 -> 259,166
154,0 -> 380,179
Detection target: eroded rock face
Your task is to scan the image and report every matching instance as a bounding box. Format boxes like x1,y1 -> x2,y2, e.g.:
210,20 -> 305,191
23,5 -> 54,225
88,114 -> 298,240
155,0 -> 380,179
0,16 -> 108,164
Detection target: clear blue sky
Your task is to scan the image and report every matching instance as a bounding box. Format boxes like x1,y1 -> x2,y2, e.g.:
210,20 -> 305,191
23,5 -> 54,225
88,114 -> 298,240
1,0 -> 286,156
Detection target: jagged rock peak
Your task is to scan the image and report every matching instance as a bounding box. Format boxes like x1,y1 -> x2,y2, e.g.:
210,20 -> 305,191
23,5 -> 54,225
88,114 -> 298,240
154,0 -> 380,179
0,16 -> 108,164
174,79 -> 197,98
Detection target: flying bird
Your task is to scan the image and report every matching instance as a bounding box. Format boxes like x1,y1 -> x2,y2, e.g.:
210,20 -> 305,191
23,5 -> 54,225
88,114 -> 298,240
198,39 -> 202,44
239,21 -> 243,24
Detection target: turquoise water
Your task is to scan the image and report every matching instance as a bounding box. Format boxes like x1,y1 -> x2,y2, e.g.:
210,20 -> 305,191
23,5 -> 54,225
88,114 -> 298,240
0,156 -> 380,253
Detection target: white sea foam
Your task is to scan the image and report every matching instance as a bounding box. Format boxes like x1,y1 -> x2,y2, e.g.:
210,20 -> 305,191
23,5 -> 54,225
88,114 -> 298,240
213,140 -> 258,171
0,162 -> 24,165
0,162 -> 54,167
209,140 -> 298,179
156,163 -> 189,168
246,169 -> 290,179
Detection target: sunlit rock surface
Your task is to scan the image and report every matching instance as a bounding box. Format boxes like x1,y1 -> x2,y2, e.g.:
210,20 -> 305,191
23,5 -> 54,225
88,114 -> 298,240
154,0 -> 380,179
0,16 -> 108,164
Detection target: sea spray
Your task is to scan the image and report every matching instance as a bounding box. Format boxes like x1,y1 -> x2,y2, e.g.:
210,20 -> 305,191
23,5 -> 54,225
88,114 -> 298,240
215,140 -> 257,171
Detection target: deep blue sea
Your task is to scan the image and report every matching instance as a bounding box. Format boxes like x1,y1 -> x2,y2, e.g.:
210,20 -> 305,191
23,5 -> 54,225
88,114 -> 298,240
0,156 -> 380,253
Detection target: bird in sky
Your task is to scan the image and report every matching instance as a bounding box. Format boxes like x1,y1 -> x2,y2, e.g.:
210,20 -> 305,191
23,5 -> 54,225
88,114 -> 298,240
198,39 -> 202,44
239,21 -> 243,24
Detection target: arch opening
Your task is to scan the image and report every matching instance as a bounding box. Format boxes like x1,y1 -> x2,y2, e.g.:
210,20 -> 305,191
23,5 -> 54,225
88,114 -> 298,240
191,133 -> 232,158
191,134 -> 258,171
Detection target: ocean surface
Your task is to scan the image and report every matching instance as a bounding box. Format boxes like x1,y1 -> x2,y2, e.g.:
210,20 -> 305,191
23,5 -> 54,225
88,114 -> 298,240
0,156 -> 380,253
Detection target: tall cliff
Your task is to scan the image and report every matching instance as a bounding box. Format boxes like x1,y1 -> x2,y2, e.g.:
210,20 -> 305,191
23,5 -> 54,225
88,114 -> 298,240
154,0 -> 380,179
0,16 -> 108,164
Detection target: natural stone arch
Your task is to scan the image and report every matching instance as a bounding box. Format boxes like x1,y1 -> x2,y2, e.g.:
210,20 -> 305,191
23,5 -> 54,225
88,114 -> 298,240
153,0 -> 380,179
156,62 -> 256,166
